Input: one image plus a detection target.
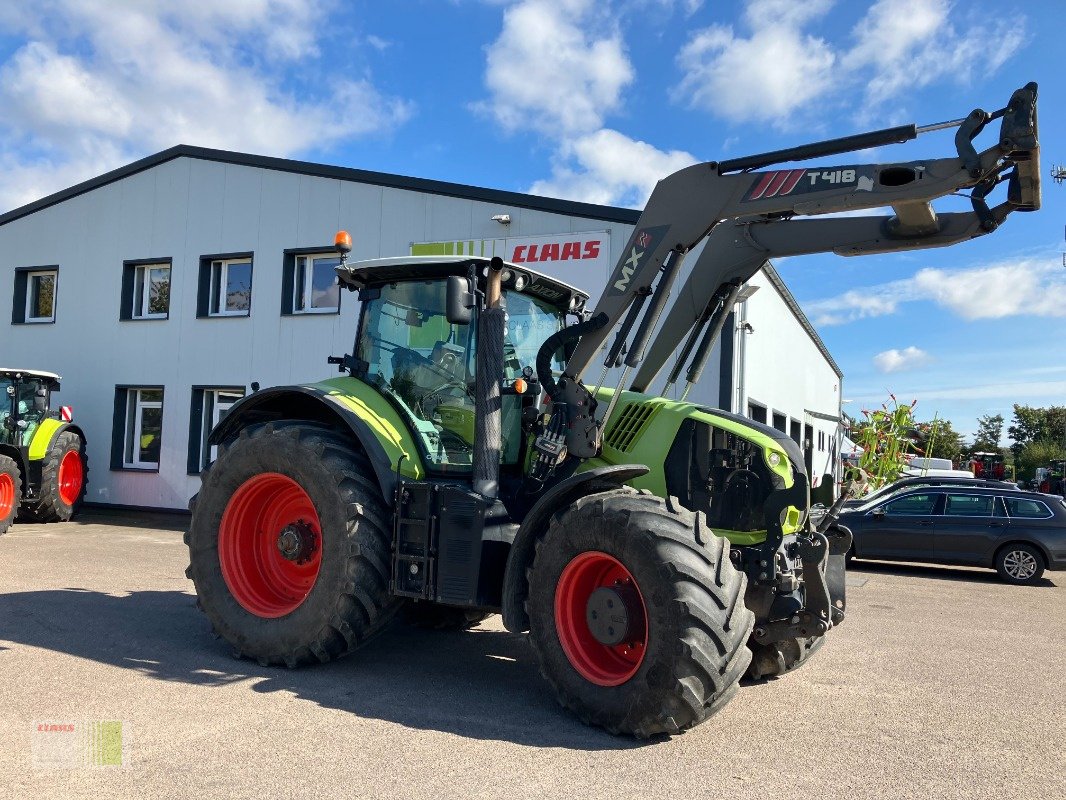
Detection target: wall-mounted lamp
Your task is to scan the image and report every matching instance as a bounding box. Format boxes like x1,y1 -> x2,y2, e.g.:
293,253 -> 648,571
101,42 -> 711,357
491,214 -> 511,225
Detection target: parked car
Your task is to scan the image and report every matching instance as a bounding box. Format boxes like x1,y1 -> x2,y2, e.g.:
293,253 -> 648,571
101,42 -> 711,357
843,475 -> 1017,509
839,486 -> 1066,585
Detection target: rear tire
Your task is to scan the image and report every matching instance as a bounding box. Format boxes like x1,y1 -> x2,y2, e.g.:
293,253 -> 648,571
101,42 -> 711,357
747,635 -> 826,680
402,603 -> 490,630
527,489 -> 753,738
185,422 -> 400,666
24,431 -> 87,522
0,455 -> 21,535
995,543 -> 1045,585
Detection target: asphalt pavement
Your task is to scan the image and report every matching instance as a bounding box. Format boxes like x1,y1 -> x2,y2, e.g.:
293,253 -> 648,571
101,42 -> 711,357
1,508 -> 1063,799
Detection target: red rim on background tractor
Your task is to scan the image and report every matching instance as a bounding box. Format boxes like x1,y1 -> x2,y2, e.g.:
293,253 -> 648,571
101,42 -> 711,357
218,473 -> 323,618
554,551 -> 648,686
57,450 -> 84,506
0,472 -> 15,518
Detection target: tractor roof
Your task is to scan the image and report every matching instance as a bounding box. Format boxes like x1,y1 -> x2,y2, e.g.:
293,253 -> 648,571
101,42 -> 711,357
0,368 -> 61,381
336,256 -> 590,312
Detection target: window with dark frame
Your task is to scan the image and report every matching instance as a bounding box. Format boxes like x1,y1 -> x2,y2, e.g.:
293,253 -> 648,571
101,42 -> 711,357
121,260 -> 171,320
112,387 -> 164,470
294,253 -> 341,313
188,386 -> 245,473
747,402 -> 767,424
281,248 -> 343,316
12,267 -> 59,324
197,254 -> 253,318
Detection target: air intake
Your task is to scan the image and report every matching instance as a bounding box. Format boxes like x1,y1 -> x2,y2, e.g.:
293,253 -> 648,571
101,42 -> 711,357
604,402 -> 658,453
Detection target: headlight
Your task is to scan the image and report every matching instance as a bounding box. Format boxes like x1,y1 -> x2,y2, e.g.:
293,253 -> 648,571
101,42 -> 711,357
768,452 -> 781,467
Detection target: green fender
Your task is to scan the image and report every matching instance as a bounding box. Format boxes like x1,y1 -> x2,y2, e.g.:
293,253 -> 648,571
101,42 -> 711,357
27,419 -> 86,462
208,377 -> 426,498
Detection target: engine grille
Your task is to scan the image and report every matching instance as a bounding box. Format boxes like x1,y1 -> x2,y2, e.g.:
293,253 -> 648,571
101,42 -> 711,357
604,402 -> 658,453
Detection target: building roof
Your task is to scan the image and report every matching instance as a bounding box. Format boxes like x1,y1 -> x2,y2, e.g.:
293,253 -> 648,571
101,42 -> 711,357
0,144 -> 841,378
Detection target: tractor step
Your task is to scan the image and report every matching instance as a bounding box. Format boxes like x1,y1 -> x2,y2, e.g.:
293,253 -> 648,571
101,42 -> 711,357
391,481 -> 487,605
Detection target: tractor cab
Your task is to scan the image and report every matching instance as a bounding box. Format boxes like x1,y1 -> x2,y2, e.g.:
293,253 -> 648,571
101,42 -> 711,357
0,368 -> 61,448
337,256 -> 588,476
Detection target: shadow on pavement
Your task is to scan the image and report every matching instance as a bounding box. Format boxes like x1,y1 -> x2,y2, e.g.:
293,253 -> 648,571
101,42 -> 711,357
850,559 -> 1058,588
66,507 -> 190,532
0,588 -> 644,751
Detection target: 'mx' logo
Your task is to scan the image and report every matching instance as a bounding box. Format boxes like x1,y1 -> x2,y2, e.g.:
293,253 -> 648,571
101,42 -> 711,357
614,246 -> 643,292
611,225 -> 669,294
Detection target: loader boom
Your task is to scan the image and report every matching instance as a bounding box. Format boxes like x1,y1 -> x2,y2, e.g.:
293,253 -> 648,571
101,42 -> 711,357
532,83 -> 1039,470
630,201 -> 1017,394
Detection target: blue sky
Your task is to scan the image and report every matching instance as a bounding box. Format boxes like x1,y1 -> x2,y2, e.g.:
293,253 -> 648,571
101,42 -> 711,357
0,0 -> 1062,442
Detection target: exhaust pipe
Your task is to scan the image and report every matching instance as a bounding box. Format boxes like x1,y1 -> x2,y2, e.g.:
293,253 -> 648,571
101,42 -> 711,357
473,257 -> 505,499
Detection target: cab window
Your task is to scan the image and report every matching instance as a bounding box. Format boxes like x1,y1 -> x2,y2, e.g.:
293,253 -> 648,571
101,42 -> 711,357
357,281 -> 565,472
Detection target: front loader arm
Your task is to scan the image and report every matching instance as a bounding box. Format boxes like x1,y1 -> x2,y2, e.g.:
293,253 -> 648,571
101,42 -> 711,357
528,83 -> 1038,473
564,82 -> 1039,378
630,201 -> 1016,394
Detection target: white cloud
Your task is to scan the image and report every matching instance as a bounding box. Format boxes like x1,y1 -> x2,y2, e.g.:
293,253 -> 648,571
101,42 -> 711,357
844,0 -> 1024,108
674,13 -> 836,125
673,0 -> 1025,125
873,346 -> 931,373
805,255 -> 1066,327
0,1 -> 411,212
529,129 -> 696,207
480,0 -> 633,135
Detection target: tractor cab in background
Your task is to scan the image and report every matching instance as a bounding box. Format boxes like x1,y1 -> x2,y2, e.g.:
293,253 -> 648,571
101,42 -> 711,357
0,368 -> 88,534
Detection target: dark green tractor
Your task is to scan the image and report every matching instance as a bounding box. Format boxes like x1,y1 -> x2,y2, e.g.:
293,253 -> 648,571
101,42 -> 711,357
186,85 -> 1040,736
0,369 -> 88,534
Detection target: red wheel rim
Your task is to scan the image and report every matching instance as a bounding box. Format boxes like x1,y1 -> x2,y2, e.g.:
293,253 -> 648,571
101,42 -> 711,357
554,551 -> 648,686
0,472 -> 15,517
58,450 -> 84,506
218,473 -> 323,618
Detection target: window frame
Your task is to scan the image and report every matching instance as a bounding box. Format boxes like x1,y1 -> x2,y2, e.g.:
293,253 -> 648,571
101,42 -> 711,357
15,267 -> 59,324
281,247 -> 344,317
942,493 -> 998,518
878,492 -> 943,517
293,252 -> 342,314
188,385 -> 246,473
197,252 -> 254,319
128,260 -> 172,320
111,386 -> 165,472
1002,496 -> 1053,520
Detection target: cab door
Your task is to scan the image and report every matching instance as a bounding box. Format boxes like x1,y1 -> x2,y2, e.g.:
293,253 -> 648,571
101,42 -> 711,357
858,492 -> 943,561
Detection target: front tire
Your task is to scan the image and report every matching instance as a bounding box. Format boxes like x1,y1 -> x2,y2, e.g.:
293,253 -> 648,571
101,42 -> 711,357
24,431 -> 87,522
995,543 -> 1045,585
185,422 -> 400,666
0,455 -> 21,535
747,635 -> 826,680
527,490 -> 753,738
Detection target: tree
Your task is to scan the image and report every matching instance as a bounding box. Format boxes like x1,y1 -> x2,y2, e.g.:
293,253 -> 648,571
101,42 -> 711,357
1008,405 -> 1066,459
913,417 -> 965,464
1016,439 -> 1066,481
971,413 -> 1004,453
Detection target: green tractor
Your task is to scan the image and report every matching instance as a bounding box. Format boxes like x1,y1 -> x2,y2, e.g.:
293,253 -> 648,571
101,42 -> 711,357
186,85 -> 1040,736
0,368 -> 89,534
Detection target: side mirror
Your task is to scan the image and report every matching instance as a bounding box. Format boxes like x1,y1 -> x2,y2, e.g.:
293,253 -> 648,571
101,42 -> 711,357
871,507 -> 885,519
446,275 -> 474,325
33,394 -> 47,413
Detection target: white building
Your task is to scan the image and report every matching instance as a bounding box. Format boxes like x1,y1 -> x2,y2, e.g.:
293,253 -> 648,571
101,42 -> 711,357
0,146 -> 842,511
